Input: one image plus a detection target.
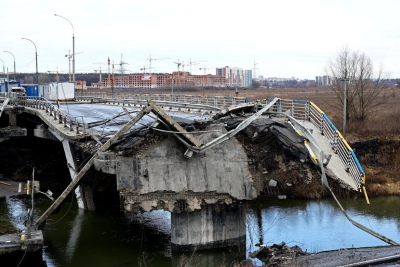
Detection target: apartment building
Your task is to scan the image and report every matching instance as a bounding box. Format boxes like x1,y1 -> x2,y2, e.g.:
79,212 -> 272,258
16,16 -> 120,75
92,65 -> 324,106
93,66 -> 252,88
216,66 -> 253,87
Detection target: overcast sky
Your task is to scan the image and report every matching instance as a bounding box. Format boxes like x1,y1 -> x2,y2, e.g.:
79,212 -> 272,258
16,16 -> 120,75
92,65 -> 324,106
2,0 -> 400,80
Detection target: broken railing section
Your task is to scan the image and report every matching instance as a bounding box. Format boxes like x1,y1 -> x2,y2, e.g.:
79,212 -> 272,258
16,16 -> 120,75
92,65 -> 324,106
265,98 -> 368,198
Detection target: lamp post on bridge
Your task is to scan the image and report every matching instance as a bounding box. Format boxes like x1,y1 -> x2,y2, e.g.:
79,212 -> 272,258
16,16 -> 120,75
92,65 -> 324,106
3,51 -> 16,81
21,38 -> 38,84
55,14 -> 75,83
0,59 -> 5,85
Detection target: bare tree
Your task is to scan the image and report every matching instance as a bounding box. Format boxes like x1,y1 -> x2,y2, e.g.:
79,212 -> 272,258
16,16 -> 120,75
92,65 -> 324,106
325,46 -> 388,123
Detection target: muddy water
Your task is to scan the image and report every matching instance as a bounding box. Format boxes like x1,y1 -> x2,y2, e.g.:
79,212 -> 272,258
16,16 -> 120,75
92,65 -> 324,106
2,195 -> 400,266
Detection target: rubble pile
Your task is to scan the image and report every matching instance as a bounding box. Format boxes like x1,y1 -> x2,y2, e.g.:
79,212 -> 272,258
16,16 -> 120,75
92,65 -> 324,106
250,242 -> 307,266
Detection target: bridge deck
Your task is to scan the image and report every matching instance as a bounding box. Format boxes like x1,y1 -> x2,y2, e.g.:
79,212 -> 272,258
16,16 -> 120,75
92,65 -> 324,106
6,97 -> 362,192
301,120 -> 358,191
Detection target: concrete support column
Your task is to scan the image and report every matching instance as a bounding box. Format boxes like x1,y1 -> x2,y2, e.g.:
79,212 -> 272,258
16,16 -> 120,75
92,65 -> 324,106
61,139 -> 95,210
171,204 -> 246,251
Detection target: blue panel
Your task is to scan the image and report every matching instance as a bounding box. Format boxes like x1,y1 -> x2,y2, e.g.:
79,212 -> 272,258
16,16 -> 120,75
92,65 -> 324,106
25,85 -> 39,97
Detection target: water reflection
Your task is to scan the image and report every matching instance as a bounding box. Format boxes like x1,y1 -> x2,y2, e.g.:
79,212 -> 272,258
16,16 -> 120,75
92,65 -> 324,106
247,197 -> 400,254
2,195 -> 400,266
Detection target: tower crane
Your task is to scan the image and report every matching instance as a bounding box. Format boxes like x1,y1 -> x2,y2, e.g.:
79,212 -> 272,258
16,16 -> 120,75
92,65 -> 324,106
173,60 -> 182,85
148,55 -> 170,74
93,57 -> 111,87
140,66 -> 154,74
199,66 -> 215,87
47,68 -> 65,82
65,50 -> 84,82
94,67 -> 103,86
188,58 -> 206,73
199,66 -> 215,75
181,61 -> 187,71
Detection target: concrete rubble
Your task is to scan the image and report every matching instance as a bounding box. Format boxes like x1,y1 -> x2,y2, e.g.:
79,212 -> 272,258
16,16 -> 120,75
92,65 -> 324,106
250,242 -> 307,266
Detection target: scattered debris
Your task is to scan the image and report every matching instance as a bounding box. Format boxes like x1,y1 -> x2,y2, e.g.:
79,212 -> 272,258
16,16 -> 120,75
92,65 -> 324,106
250,242 -> 307,266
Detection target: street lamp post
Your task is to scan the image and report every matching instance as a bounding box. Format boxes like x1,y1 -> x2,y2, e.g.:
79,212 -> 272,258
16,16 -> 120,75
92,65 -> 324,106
0,59 -> 5,85
3,51 -> 16,81
55,14 -> 75,83
21,38 -> 38,84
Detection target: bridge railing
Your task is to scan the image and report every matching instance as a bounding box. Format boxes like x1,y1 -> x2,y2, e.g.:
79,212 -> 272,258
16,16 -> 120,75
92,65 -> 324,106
78,92 -> 249,108
12,96 -> 89,135
266,98 -> 365,192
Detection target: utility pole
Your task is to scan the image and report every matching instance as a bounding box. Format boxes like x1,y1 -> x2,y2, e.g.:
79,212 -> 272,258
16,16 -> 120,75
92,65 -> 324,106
341,69 -> 349,137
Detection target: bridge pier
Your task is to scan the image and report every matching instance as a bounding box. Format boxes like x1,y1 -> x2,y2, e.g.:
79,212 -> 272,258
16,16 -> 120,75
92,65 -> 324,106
60,139 -> 95,210
171,204 -> 246,251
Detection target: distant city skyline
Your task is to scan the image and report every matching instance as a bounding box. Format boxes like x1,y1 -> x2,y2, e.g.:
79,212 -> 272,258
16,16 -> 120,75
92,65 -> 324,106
2,0 -> 400,80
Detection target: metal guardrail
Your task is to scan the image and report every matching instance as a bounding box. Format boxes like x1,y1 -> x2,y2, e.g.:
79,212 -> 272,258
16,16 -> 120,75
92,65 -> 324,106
78,92 -> 249,108
266,98 -> 366,192
4,93 -> 245,137
8,96 -> 89,136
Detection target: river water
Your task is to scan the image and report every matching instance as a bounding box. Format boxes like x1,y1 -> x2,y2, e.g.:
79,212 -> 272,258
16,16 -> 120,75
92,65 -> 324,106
2,195 -> 400,266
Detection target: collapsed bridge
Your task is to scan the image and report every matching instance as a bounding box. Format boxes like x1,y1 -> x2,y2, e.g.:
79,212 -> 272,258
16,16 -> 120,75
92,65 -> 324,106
0,93 -> 368,251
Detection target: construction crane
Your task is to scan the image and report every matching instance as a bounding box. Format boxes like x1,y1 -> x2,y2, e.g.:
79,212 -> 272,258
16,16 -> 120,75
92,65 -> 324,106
181,61 -> 187,72
93,57 -> 111,87
65,50 -> 84,82
148,55 -> 170,74
173,60 -> 182,85
47,68 -> 65,82
188,58 -> 206,73
140,66 -> 153,74
94,67 -> 103,85
199,66 -> 215,75
199,66 -> 215,87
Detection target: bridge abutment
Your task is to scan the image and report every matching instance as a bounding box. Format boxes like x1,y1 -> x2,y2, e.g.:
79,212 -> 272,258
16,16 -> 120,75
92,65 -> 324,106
171,204 -> 246,251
